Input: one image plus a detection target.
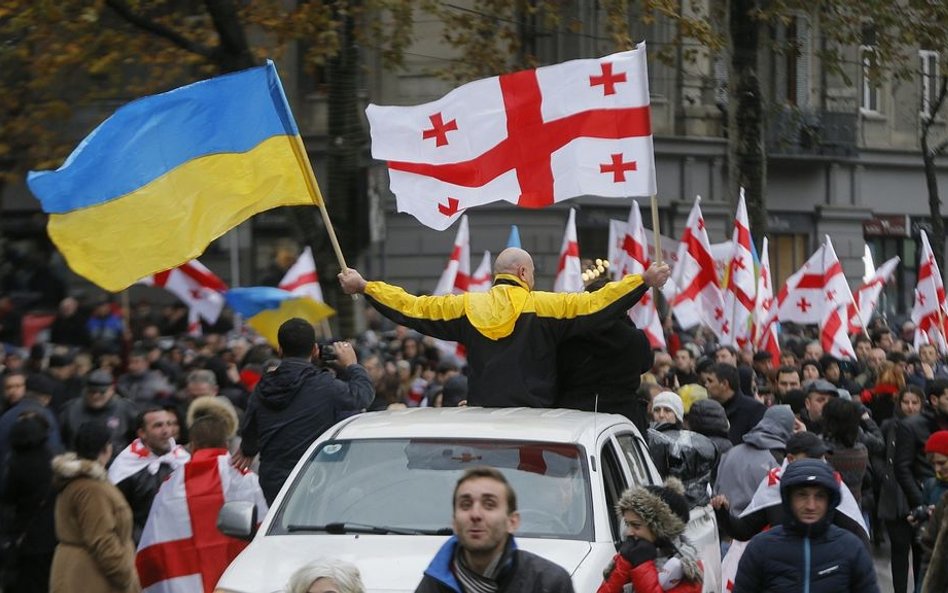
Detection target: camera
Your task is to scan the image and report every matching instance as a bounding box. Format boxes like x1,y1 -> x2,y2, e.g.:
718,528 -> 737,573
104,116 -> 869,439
909,504 -> 931,524
317,341 -> 337,364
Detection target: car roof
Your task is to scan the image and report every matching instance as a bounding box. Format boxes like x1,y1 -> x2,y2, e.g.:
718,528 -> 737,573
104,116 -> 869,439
328,407 -> 633,444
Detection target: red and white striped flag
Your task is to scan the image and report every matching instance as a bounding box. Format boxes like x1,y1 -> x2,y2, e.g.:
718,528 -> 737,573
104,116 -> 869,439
912,230 -> 948,353
140,259 -> 228,326
721,191 -> 756,349
752,238 -> 780,365
469,250 -> 492,293
670,197 -> 726,338
847,256 -> 899,334
136,449 -> 268,593
433,215 -> 471,295
615,201 -> 665,349
366,43 -> 655,230
279,246 -> 324,303
553,208 -> 583,293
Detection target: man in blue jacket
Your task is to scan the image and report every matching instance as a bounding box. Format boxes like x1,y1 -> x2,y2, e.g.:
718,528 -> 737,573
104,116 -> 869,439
733,459 -> 880,593
232,318 -> 374,504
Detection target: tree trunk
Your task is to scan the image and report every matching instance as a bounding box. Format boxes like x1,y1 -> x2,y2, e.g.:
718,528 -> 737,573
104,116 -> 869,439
727,0 -> 767,247
921,75 -> 947,270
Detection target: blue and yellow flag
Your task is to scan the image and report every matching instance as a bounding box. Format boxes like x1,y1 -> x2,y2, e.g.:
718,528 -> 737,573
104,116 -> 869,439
28,60 -> 320,292
225,287 -> 335,348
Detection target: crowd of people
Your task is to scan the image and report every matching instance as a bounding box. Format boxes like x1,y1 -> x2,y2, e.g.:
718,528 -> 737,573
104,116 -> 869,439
0,248 -> 947,592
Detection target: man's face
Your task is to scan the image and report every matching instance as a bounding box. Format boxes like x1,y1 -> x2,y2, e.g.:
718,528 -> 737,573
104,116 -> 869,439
804,343 -> 823,361
138,410 -> 173,454
652,406 -> 677,425
704,373 -> 728,401
776,371 -> 801,395
780,353 -> 797,368
854,340 -> 871,362
127,356 -> 149,376
920,345 -> 938,365
824,363 -> 841,382
877,332 -> 894,352
790,485 -> 830,525
868,348 -> 887,371
931,452 -> 948,481
3,375 -> 26,405
930,390 -> 948,418
674,350 -> 694,372
186,380 -> 217,400
452,477 -> 519,559
84,385 -> 114,409
364,357 -> 384,384
715,348 -> 737,367
805,391 -> 832,421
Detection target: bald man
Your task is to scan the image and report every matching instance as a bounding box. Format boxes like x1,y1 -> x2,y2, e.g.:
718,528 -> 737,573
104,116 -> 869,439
339,248 -> 669,408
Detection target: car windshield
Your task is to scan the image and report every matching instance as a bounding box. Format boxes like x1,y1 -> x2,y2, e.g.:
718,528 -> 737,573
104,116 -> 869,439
270,438 -> 592,541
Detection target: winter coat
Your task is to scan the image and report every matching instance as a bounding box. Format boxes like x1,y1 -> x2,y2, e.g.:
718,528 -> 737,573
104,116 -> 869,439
598,554 -> 702,593
894,408 -> 948,508
647,423 -> 717,507
116,370 -> 174,406
414,536 -> 574,593
825,440 -> 868,507
364,273 -> 649,408
713,405 -> 794,515
59,396 -> 138,458
1,420 -> 57,556
114,464 -> 174,544
0,398 -> 63,471
921,491 -> 948,593
685,399 -> 732,457
878,416 -> 912,521
239,357 -> 374,504
721,393 -> 766,446
49,454 -> 140,593
732,460 -> 879,593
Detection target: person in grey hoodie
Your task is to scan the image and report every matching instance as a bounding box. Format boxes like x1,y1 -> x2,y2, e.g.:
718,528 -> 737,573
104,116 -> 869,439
713,405 -> 796,516
233,318 -> 374,504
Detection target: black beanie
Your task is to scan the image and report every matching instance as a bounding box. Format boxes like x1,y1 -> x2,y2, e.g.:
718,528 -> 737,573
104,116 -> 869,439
644,484 -> 690,525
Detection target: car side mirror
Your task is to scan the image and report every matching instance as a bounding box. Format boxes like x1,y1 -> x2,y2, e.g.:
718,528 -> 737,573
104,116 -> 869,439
217,501 -> 258,541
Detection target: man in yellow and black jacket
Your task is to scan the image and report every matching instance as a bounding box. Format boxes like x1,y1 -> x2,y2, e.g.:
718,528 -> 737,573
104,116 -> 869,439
338,248 -> 670,409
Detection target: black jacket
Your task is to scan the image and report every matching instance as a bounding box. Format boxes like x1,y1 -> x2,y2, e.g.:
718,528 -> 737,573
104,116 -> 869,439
722,393 -> 766,446
893,408 -> 948,508
239,358 -> 373,504
414,536 -> 574,593
114,464 -> 173,544
365,273 -> 649,408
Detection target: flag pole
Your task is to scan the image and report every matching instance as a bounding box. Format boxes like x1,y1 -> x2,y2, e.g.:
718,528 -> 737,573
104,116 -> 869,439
649,195 -> 664,315
290,135 -> 348,271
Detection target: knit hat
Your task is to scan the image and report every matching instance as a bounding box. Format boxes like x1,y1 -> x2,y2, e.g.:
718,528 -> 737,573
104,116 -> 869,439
652,391 -> 684,424
616,477 -> 690,542
925,431 -> 948,457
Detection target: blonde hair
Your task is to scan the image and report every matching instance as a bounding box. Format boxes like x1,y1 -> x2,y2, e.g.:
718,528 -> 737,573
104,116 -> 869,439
286,558 -> 364,593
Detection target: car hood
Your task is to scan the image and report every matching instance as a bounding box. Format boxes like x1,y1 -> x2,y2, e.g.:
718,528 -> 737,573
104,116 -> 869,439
216,535 -> 592,593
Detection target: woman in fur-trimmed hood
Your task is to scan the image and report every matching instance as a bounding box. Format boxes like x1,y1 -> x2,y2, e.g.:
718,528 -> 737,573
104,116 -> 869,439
597,477 -> 703,593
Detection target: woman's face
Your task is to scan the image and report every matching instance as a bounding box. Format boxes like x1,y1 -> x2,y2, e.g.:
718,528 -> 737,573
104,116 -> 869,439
623,510 -> 656,543
900,393 -> 922,417
308,577 -> 339,593
802,365 -> 820,381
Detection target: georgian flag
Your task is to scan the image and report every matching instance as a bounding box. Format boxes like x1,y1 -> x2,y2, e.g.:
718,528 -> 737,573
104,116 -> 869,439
614,201 -> 665,349
107,438 -> 190,486
721,191 -> 756,349
670,196 -> 727,338
366,43 -> 655,230
433,215 -> 471,295
847,256 -> 899,334
752,238 -> 780,366
469,250 -> 492,293
139,259 -> 228,325
553,208 -> 583,293
136,449 -> 268,593
912,230 -> 948,353
773,236 -> 854,326
279,246 -> 324,303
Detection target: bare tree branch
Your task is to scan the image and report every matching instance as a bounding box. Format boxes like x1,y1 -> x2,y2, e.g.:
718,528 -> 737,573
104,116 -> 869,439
105,0 -> 214,60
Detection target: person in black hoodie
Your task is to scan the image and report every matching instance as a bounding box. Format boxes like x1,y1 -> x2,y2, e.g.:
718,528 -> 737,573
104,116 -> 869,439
233,318 -> 374,504
685,398 -> 732,482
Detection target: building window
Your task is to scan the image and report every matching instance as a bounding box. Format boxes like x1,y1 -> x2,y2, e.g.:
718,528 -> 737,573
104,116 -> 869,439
861,45 -> 880,113
779,15 -> 810,107
920,50 -> 940,119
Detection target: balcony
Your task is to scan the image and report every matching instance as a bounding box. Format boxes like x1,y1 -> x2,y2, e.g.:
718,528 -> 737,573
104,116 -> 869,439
766,107 -> 858,157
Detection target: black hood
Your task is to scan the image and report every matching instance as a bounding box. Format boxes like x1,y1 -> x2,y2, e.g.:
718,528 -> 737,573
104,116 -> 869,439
254,358 -> 323,411
686,399 -> 729,438
779,459 -> 841,537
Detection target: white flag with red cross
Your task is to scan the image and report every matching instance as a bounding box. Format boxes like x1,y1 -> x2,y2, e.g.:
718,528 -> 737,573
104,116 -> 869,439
847,255 -> 899,334
721,191 -> 756,350
912,231 -> 948,353
279,246 -> 324,303
752,237 -> 780,366
670,197 -> 727,338
554,208 -> 583,293
615,201 -> 665,349
366,43 -> 656,230
139,259 -> 228,325
469,250 -> 492,293
773,237 -> 854,326
434,215 -> 471,295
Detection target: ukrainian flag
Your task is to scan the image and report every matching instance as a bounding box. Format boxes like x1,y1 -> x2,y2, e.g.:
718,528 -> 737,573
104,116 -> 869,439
225,287 -> 335,348
27,60 -> 320,293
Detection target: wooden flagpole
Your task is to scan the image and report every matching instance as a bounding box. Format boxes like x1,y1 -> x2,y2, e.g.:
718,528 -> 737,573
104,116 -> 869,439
290,135 -> 348,271
649,195 -> 664,309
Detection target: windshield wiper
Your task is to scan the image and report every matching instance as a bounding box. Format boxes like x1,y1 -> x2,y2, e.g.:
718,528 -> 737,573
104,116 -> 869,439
287,522 -> 453,536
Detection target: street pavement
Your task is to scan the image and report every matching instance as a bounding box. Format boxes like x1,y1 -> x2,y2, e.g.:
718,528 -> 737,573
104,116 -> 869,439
873,537 -> 906,593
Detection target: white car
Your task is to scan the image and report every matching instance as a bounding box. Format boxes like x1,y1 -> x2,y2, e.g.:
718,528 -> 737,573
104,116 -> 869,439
215,407 -> 721,593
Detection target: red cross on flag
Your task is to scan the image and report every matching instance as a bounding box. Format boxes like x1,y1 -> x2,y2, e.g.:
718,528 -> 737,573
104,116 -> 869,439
773,237 -> 854,325
366,43 -> 656,230
615,201 -> 665,349
721,190 -> 756,349
279,246 -> 324,303
847,255 -> 900,334
912,230 -> 948,353
670,196 -> 727,339
469,250 -> 493,293
752,238 -> 780,366
135,449 -> 268,593
553,208 -> 583,293
433,215 -> 471,295
139,259 -> 228,326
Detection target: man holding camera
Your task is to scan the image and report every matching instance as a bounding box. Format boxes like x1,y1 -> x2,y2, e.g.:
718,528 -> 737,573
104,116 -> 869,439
232,318 -> 374,504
